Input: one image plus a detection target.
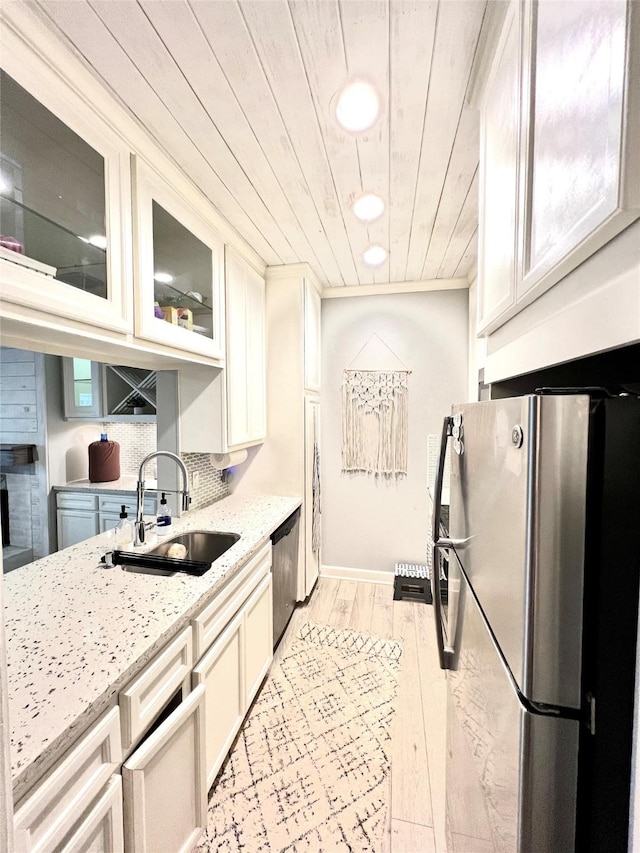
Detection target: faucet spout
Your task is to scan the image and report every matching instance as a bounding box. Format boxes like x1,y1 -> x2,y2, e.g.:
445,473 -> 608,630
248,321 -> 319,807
134,451 -> 191,546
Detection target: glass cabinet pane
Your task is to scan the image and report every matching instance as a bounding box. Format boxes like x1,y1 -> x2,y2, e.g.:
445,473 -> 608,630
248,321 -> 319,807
151,202 -> 214,341
71,358 -> 95,409
0,70 -> 108,298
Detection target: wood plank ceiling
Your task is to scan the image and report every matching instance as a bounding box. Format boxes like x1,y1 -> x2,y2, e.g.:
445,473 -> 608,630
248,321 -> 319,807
33,0 -> 488,289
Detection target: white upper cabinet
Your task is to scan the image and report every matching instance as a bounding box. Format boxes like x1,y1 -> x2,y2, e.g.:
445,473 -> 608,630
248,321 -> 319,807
0,29 -> 132,333
132,156 -> 225,361
518,0 -> 640,300
477,1 -> 522,331
477,0 -> 640,335
225,246 -> 266,449
304,278 -> 321,392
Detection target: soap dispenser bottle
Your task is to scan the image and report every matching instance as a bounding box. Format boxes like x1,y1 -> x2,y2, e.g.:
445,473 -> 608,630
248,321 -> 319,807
114,505 -> 132,548
156,493 -> 172,534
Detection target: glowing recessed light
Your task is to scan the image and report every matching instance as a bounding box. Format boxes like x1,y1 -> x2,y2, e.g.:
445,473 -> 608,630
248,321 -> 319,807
334,78 -> 381,133
352,193 -> 385,223
0,175 -> 11,194
363,245 -> 388,267
154,272 -> 174,284
88,234 -> 107,250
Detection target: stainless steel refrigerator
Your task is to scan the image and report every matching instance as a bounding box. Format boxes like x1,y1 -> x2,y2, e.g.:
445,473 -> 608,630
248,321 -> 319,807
431,391 -> 640,852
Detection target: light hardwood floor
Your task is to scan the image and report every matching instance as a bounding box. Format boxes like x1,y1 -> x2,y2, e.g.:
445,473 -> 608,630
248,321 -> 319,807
273,578 -> 448,853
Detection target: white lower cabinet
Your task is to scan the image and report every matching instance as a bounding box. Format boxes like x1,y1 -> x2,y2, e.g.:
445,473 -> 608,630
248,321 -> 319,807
13,706 -> 123,853
192,545 -> 273,792
62,776 -> 124,853
122,684 -> 207,853
243,574 -> 273,708
192,611 -> 245,791
13,543 -> 275,853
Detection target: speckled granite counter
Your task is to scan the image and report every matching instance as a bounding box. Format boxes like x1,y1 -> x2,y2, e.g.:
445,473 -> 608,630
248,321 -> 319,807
54,476 -> 158,493
4,493 -> 301,803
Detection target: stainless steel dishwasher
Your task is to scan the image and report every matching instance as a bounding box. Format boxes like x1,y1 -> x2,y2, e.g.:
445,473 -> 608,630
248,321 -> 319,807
270,508 -> 300,648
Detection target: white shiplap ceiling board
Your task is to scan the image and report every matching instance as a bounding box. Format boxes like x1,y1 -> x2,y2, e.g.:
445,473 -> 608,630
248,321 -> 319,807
27,0 -> 487,290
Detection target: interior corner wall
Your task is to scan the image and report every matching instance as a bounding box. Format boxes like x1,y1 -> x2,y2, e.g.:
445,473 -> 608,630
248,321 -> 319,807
321,289 -> 468,576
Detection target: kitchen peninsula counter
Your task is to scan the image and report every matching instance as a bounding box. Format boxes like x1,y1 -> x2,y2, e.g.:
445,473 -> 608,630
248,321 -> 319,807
4,493 -> 301,803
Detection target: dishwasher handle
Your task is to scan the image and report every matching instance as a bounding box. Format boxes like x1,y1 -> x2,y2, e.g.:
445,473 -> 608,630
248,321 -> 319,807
271,508 -> 301,545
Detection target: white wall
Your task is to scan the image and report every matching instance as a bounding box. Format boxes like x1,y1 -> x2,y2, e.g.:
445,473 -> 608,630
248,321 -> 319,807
321,289 -> 468,576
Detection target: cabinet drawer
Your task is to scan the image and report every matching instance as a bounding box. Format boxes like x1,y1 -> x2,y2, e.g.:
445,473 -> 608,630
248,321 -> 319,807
13,706 -> 122,853
191,542 -> 272,660
56,492 -> 99,511
119,625 -> 193,752
99,495 -> 157,516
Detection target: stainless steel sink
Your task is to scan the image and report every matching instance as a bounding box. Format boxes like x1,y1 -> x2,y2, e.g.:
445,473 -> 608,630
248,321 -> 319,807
117,530 -> 240,576
148,530 -> 240,563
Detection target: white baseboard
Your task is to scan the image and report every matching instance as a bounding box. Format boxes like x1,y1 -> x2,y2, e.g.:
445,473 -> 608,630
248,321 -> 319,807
320,564 -> 394,586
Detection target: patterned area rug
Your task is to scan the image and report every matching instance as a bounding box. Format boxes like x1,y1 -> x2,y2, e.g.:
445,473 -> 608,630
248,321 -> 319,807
196,621 -> 403,852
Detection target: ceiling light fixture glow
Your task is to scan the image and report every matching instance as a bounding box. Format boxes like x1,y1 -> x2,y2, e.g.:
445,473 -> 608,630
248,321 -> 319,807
363,245 -> 388,267
0,175 -> 11,194
88,234 -> 107,250
352,193 -> 385,223
334,78 -> 381,133
154,272 -> 174,284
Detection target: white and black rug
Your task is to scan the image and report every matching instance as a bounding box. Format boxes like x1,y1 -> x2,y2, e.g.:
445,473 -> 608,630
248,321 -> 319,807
196,621 -> 403,852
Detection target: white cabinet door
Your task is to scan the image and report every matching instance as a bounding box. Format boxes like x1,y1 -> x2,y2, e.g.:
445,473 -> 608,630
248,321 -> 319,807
303,396 -> 321,599
0,26 -> 132,334
519,0 -> 640,301
225,246 -> 266,449
243,573 -> 273,707
62,775 -> 124,853
477,0 -> 521,334
122,684 -> 207,853
132,156 -> 225,362
13,707 -> 122,853
57,510 -> 100,550
192,611 -> 244,791
304,278 -> 321,392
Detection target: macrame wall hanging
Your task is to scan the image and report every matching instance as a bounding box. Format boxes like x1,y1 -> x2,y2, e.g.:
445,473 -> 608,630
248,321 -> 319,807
341,334 -> 410,478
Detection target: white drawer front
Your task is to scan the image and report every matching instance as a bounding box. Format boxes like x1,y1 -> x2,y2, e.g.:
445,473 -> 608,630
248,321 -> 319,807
192,542 -> 272,660
99,495 -> 157,516
56,493 -> 99,511
119,625 -> 193,751
13,706 -> 122,853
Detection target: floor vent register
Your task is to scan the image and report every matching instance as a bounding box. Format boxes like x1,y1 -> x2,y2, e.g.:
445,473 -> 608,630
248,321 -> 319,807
393,563 -> 432,604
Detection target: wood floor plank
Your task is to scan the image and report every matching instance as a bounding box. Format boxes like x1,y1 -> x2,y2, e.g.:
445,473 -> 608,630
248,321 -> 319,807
348,581 -> 376,632
415,605 -> 448,853
371,582 -> 395,639
307,576 -> 340,623
391,819 -> 437,853
328,579 -> 358,628
391,600 -> 434,827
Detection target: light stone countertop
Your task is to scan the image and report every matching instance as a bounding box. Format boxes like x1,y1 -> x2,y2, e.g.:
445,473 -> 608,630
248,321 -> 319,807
4,492 -> 301,803
54,476 -> 158,493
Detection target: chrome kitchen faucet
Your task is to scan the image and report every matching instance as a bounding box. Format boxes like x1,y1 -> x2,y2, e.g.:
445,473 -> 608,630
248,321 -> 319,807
134,451 -> 191,546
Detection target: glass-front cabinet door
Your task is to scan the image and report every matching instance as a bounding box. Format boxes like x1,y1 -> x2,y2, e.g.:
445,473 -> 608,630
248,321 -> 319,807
132,156 -> 224,361
0,42 -> 132,332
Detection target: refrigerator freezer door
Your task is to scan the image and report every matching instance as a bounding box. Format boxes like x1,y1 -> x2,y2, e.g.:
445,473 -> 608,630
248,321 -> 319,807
449,394 -> 589,708
446,552 -> 579,852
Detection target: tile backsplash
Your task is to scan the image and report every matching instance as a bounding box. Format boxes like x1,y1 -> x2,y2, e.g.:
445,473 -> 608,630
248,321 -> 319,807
100,422 -> 157,476
182,453 -> 229,510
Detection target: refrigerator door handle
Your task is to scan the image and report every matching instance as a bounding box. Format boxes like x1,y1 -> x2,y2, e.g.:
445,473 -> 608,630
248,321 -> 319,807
432,415 -> 455,669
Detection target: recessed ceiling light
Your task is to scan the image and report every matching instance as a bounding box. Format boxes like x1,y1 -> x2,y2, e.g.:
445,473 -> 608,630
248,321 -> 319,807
154,272 -> 174,284
334,78 -> 381,133
352,193 -> 385,223
363,245 -> 388,267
